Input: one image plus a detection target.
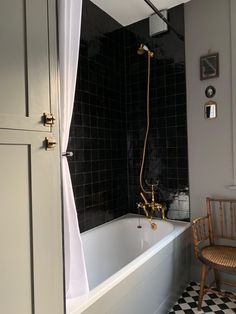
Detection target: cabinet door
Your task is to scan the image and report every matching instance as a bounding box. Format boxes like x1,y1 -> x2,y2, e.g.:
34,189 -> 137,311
0,129 -> 64,314
0,0 -> 57,132
0,0 -> 64,313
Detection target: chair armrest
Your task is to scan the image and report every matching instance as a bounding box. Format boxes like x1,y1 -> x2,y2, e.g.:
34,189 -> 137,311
192,216 -> 209,258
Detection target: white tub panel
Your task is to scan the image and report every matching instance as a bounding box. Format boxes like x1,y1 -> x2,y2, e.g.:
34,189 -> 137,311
80,227 -> 191,314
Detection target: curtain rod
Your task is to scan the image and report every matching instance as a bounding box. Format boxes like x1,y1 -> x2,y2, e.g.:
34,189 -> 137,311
144,0 -> 184,41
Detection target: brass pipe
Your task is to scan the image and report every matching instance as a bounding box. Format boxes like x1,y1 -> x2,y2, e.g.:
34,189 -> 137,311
162,207 -> 165,220
140,192 -> 148,204
151,185 -> 155,203
143,206 -> 149,218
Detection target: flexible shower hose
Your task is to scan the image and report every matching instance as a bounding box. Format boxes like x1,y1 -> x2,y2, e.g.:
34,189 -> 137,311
139,51 -> 151,194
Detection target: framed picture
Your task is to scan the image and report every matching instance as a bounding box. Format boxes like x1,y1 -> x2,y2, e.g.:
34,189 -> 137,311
200,53 -> 219,80
205,100 -> 217,119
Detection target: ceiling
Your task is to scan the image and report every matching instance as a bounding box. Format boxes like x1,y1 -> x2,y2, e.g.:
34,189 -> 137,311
90,0 -> 191,26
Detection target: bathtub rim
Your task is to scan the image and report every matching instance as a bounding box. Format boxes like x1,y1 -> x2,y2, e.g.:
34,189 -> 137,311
67,214 -> 190,314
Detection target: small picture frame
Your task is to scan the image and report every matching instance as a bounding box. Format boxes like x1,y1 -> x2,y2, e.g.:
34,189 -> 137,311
200,53 -> 219,80
205,100 -> 217,119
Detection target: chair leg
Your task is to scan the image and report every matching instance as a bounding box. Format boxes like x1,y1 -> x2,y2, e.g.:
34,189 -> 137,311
198,264 -> 208,311
213,269 -> 220,290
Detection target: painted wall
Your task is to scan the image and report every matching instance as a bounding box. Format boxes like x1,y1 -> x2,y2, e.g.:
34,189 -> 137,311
185,0 -> 236,282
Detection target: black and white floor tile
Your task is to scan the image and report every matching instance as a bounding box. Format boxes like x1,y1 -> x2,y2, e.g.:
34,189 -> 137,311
169,282 -> 236,314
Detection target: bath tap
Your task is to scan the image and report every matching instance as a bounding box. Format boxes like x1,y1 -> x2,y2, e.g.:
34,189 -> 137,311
137,185 -> 166,223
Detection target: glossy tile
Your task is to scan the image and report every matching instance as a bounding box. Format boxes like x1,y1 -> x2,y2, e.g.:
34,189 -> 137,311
68,0 -> 189,231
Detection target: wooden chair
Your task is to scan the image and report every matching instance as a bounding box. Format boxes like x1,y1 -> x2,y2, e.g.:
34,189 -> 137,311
192,197 -> 236,310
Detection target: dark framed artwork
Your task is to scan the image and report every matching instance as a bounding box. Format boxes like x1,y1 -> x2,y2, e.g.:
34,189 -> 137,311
200,53 -> 219,80
205,85 -> 216,98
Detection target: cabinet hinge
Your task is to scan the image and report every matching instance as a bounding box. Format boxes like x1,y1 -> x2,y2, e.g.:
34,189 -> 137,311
43,112 -> 55,126
45,137 -> 57,150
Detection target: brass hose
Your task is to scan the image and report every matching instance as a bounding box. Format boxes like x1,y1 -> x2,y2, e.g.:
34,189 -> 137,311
139,51 -> 152,194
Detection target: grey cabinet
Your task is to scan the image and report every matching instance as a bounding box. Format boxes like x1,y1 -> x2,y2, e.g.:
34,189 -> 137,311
0,1 -> 64,314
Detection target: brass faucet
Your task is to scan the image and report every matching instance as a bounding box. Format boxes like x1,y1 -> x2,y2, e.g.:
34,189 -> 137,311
137,185 -> 166,222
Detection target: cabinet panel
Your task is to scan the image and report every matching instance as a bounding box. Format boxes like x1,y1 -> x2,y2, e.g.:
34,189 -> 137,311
0,130 -> 64,314
26,0 -> 50,116
0,0 -> 55,132
0,0 -> 27,115
0,144 -> 33,314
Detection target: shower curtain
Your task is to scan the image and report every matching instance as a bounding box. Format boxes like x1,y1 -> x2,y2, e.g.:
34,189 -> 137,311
58,0 -> 89,298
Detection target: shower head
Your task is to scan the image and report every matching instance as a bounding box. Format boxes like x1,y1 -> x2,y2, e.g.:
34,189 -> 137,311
137,44 -> 154,57
137,44 -> 148,54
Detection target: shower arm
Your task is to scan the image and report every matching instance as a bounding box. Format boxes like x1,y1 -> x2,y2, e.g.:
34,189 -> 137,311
144,0 -> 184,41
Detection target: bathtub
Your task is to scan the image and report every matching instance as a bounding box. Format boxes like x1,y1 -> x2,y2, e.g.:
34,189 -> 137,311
67,214 -> 191,314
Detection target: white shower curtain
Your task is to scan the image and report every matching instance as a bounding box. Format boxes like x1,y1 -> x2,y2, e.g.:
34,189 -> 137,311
58,0 -> 89,298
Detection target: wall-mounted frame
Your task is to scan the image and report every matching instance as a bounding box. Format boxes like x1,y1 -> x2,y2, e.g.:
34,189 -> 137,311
205,85 -> 216,98
205,100 -> 217,119
200,53 -> 219,80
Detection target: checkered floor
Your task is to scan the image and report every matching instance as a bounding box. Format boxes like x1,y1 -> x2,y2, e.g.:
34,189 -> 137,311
169,282 -> 236,313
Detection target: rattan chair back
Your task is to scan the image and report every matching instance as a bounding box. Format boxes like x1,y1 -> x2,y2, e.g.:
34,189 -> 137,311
207,198 -> 236,244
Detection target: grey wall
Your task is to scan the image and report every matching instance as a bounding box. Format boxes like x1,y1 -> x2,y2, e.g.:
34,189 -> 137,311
185,0 -> 236,284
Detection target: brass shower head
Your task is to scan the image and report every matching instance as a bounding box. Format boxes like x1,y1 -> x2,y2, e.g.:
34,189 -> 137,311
137,44 -> 154,57
137,43 -> 146,55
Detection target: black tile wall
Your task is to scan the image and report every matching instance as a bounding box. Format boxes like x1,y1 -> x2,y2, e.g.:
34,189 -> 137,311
68,1 -> 189,232
125,5 -> 189,217
68,0 -> 128,232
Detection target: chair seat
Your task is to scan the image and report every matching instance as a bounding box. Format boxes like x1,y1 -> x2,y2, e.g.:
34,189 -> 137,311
199,245 -> 236,272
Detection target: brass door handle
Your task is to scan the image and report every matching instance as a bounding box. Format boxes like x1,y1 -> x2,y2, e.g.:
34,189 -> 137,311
45,137 -> 57,150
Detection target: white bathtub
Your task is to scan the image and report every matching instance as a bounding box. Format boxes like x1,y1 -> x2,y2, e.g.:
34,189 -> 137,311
67,214 -> 191,314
